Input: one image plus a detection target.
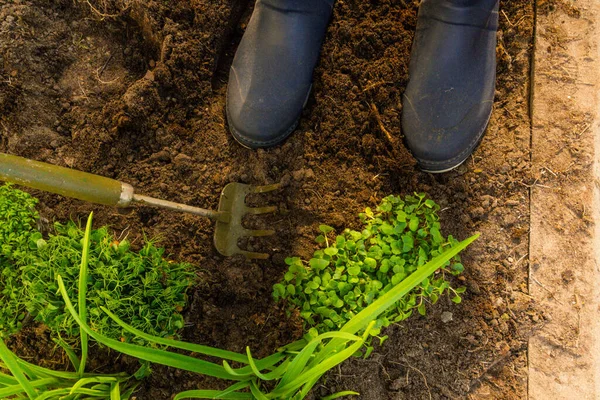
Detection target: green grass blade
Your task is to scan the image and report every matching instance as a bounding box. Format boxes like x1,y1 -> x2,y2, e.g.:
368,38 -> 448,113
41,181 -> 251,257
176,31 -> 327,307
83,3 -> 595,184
121,383 -> 140,400
278,331 -> 360,389
222,358 -> 291,382
0,386 -> 27,398
270,322 -> 374,398
222,361 -> 256,379
12,358 -> 126,381
0,370 -> 18,385
35,386 -> 107,400
0,339 -> 37,398
249,380 -> 268,400
57,276 -> 241,381
35,388 -> 71,399
71,377 -> 118,394
174,389 -> 253,399
110,382 -> 120,400
223,331 -> 358,385
213,381 -> 251,399
0,360 -> 54,381
298,377 -> 320,398
100,306 -> 283,368
219,356 -> 286,379
0,378 -> 58,397
0,359 -> 40,381
276,340 -> 319,391
240,350 -> 291,382
77,213 -> 93,377
252,359 -> 290,381
90,383 -> 111,391
53,338 -> 81,372
277,339 -> 308,353
321,391 -> 360,399
245,347 -> 272,381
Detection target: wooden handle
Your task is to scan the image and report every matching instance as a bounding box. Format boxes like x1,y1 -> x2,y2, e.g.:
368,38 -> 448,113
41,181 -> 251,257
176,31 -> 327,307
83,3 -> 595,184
0,153 -> 133,206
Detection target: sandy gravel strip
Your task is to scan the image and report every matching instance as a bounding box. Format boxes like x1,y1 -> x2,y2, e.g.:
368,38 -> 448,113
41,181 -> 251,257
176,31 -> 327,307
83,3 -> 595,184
529,0 -> 600,398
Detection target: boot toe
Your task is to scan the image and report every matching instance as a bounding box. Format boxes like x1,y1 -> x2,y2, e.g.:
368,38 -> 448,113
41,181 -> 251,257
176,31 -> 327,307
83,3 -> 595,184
225,0 -> 333,149
226,66 -> 309,148
402,93 -> 493,172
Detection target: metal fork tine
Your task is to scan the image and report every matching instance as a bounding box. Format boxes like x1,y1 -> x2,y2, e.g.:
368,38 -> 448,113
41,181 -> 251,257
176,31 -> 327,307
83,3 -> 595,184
215,181 -> 282,259
244,229 -> 275,237
252,183 -> 282,194
245,205 -> 277,215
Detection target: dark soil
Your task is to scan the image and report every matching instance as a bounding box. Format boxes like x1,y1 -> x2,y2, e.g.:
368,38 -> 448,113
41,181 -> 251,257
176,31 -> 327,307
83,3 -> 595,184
0,0 -> 537,398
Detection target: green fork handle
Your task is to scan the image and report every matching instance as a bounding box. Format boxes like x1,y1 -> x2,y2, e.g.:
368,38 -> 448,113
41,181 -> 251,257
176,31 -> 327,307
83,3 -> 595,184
0,152 -> 227,221
0,152 -> 134,206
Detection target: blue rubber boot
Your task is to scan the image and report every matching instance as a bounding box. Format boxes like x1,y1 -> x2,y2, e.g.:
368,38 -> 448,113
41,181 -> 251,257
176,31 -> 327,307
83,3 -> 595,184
226,0 -> 334,149
401,0 -> 499,173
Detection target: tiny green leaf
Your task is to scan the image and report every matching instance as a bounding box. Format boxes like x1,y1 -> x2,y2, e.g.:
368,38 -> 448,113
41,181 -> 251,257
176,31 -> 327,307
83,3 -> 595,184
409,217 -> 419,232
319,225 -> 334,234
452,263 -> 464,273
309,258 -> 329,271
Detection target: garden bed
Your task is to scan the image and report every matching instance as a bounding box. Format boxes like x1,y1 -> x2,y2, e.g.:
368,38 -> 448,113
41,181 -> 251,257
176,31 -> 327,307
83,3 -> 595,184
0,0 -> 537,398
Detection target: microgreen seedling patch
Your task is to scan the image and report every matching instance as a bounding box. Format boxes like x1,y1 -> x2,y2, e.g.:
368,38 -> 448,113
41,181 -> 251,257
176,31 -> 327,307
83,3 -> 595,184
273,193 -> 468,340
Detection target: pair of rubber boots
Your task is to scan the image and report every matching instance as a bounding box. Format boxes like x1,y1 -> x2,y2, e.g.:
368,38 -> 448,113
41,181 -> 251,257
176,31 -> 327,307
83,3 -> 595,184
226,0 -> 499,173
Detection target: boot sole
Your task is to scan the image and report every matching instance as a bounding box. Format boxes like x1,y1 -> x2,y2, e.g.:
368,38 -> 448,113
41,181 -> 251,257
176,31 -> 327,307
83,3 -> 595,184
228,115 -> 300,149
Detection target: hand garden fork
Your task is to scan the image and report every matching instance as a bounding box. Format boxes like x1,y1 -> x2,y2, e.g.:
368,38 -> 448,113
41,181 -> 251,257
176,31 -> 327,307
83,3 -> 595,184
0,152 -> 279,259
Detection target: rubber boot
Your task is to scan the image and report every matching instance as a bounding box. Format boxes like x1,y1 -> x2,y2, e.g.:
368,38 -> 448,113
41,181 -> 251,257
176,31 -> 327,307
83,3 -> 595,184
226,0 -> 334,149
401,0 -> 499,173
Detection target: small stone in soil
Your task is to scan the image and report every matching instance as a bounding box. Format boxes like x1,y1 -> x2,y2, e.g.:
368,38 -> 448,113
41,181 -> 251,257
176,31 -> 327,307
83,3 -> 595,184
468,280 -> 482,295
441,311 -> 453,323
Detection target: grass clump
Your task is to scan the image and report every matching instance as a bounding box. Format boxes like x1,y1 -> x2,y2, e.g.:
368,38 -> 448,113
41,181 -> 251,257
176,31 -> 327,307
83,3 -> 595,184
273,193 -> 467,339
0,185 -> 38,336
0,214 -> 141,399
0,337 -> 140,399
20,220 -> 195,346
0,183 -> 194,345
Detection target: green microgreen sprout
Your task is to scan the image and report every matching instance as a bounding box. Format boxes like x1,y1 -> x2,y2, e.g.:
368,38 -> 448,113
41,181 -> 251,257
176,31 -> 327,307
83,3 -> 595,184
0,183 -> 195,348
20,219 -> 195,347
0,184 -> 38,337
273,193 -> 469,346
